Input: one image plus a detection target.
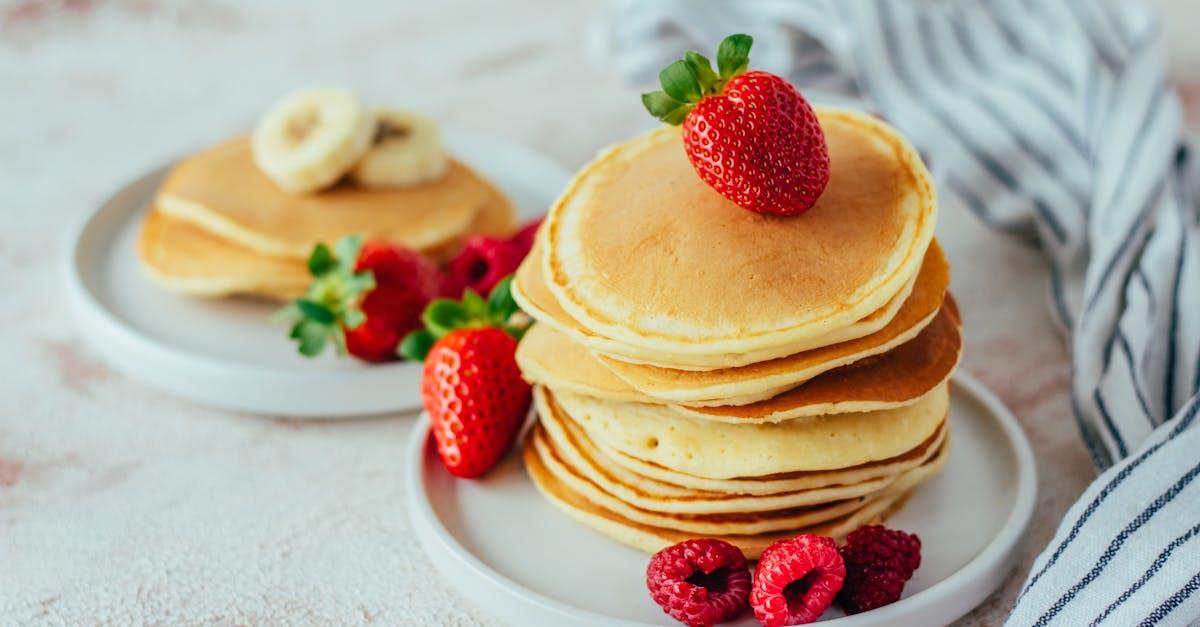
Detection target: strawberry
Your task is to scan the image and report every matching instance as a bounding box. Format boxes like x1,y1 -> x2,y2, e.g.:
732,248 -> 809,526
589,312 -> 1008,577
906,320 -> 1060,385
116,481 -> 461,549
276,235 -> 444,362
642,34 -> 830,216
402,277 -> 531,478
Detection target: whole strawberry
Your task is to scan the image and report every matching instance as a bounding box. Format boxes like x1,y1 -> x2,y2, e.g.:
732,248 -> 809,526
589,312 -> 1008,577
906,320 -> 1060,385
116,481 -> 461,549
402,278 -> 531,478
277,235 -> 444,362
642,34 -> 830,216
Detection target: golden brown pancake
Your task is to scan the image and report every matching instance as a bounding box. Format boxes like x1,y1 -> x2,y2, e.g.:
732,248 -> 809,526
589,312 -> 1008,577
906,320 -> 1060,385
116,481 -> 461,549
516,294 -> 960,420
512,233 -> 919,370
524,430 -> 944,559
139,187 -> 516,300
137,208 -> 310,300
677,297 -> 961,421
539,387 -> 948,497
542,383 -> 949,479
156,136 -> 499,259
542,108 -> 937,361
531,425 -> 877,535
536,410 -> 943,514
414,186 -> 518,263
595,242 -> 950,404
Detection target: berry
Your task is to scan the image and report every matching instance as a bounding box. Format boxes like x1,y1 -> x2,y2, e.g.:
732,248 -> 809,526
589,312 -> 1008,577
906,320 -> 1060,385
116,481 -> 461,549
343,317 -> 402,363
837,569 -> 908,615
404,277 -> 531,478
421,327 -> 530,478
646,539 -> 750,627
509,217 -> 543,258
837,526 -> 922,614
355,242 -> 445,337
750,534 -> 844,626
642,34 -> 830,216
448,235 -> 523,298
279,235 -> 444,362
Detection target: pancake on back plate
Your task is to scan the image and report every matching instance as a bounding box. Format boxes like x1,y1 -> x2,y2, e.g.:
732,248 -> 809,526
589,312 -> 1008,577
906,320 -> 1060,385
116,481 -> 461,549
155,136 -> 502,259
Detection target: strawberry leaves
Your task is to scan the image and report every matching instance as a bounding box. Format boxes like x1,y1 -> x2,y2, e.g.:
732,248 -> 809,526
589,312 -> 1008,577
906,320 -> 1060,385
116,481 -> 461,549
400,276 -> 526,362
716,33 -> 752,79
642,33 -> 754,126
276,234 -> 376,357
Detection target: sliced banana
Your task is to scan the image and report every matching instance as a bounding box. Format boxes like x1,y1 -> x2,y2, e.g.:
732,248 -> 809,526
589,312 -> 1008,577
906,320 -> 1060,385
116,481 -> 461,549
350,108 -> 448,188
251,87 -> 374,194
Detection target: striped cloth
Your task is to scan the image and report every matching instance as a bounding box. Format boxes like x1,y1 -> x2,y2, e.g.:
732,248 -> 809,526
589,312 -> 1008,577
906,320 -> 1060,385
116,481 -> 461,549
603,0 -> 1200,624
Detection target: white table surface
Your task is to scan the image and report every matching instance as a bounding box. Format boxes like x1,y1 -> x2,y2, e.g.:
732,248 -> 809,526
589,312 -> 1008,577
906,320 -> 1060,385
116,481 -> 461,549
2,1 -> 1196,624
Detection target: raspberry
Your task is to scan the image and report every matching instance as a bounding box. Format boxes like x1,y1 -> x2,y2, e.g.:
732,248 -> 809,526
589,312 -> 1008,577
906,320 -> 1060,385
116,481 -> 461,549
646,539 -> 750,627
750,535 -> 845,626
837,525 -> 922,614
509,217 -> 543,258
448,235 -> 523,297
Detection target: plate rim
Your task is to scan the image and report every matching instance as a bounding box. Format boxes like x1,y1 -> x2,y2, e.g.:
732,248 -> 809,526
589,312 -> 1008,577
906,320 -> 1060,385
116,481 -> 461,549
406,370 -> 1038,626
61,129 -> 570,417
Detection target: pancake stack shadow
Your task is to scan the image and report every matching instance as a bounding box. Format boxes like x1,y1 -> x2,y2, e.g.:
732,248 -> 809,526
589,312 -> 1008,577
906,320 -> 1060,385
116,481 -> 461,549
513,108 -> 960,559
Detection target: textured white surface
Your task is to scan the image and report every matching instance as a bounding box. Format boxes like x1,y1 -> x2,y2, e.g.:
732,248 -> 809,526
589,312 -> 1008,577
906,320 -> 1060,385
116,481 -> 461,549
6,0 -> 1196,624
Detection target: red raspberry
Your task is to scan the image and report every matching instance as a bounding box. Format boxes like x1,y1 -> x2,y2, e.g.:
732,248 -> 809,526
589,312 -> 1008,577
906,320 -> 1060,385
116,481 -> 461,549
448,235 -> 523,297
750,535 -> 844,626
646,539 -> 750,627
509,217 -> 543,258
837,525 -> 922,614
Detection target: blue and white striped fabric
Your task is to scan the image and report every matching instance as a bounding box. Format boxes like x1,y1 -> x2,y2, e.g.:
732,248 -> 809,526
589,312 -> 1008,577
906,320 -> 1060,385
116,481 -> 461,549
604,0 -> 1200,624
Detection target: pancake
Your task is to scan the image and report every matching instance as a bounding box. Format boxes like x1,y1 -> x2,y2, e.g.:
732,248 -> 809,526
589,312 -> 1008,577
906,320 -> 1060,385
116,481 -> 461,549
516,322 -> 649,402
539,388 -> 948,496
531,426 -> 878,535
525,432 -> 946,558
138,190 -> 516,300
535,418 -> 898,514
542,107 -> 937,360
677,297 -> 960,421
598,422 -> 948,497
541,382 -> 949,479
598,242 -> 949,405
421,188 -> 518,263
517,294 -> 960,420
137,208 -> 310,300
156,136 -> 498,259
512,235 -> 918,371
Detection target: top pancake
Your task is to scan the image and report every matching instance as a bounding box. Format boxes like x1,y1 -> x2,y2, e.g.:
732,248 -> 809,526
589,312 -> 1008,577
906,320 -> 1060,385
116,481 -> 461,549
137,189 -> 516,301
542,107 -> 937,358
513,234 -> 918,370
156,136 -> 500,259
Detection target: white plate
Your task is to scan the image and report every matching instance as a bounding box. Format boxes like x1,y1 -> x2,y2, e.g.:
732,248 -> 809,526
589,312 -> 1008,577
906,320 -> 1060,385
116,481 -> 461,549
62,129 -> 570,417
407,372 -> 1037,626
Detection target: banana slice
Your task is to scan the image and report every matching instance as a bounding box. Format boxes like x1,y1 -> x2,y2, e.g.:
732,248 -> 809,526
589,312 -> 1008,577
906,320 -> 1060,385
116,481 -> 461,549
251,87 -> 374,194
350,108 -> 448,188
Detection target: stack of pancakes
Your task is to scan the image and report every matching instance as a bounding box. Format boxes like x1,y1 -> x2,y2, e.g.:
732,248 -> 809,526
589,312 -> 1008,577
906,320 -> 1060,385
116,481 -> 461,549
512,108 -> 959,559
137,137 -> 515,300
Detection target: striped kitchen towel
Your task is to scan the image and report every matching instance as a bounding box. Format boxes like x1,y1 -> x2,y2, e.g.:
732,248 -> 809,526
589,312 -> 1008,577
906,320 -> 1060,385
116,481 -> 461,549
602,0 -> 1200,624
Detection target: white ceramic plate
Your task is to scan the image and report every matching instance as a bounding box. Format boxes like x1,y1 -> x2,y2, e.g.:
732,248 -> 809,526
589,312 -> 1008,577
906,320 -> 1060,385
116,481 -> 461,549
62,129 -> 569,418
408,372 -> 1037,626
